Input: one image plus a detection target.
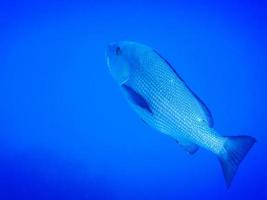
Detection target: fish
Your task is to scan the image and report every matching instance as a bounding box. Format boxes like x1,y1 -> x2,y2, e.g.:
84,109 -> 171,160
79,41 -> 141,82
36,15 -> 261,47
106,41 -> 256,188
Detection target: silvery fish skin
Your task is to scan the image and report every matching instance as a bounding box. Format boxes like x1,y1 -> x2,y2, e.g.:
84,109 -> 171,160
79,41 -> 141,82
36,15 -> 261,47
106,41 -> 255,188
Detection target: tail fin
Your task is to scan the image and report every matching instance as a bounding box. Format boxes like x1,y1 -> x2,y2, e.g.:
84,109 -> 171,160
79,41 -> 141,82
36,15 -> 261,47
218,136 -> 256,188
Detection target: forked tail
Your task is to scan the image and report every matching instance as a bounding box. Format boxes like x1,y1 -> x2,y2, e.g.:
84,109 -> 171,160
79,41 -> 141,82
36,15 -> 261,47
218,136 -> 256,188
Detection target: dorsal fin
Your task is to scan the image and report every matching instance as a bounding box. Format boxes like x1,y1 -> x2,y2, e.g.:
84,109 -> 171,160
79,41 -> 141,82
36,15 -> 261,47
187,88 -> 213,127
153,50 -> 214,127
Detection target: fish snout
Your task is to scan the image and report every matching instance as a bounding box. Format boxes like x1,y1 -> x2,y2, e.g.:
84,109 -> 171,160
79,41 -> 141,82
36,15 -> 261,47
106,42 -> 119,69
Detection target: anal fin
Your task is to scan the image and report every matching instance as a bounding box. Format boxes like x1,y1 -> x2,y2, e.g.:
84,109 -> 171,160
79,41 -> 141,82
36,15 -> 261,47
176,140 -> 199,155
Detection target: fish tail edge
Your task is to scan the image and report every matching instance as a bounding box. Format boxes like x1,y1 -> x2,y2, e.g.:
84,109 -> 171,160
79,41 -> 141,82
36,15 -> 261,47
218,135 -> 256,188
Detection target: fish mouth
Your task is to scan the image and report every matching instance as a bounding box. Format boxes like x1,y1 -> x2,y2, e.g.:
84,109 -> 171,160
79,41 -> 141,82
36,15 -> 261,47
106,53 -> 110,68
106,42 -> 117,67
106,44 -> 115,70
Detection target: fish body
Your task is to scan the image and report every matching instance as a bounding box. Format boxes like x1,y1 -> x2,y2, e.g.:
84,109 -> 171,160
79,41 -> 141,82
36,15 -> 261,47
106,41 -> 255,187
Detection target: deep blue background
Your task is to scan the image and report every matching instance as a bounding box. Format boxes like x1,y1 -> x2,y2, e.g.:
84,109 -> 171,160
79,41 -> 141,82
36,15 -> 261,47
0,0 -> 266,199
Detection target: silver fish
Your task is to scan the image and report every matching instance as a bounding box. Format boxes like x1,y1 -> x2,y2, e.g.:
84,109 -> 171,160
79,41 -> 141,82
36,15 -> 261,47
106,41 -> 255,187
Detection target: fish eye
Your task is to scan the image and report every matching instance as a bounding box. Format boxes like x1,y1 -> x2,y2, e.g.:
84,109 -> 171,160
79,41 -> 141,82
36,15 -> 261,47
115,46 -> 121,55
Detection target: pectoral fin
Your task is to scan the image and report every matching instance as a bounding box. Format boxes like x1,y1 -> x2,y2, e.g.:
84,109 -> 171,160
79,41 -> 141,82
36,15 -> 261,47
122,84 -> 153,114
176,140 -> 199,155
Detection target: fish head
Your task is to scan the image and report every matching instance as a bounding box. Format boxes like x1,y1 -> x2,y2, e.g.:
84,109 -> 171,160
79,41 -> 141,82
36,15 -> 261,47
106,41 -> 150,85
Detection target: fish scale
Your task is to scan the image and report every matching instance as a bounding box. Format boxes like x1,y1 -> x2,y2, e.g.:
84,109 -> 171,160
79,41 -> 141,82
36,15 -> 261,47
129,49 -> 225,154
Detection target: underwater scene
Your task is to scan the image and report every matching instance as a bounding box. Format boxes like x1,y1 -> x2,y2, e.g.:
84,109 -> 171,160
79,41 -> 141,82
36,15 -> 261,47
0,0 -> 266,199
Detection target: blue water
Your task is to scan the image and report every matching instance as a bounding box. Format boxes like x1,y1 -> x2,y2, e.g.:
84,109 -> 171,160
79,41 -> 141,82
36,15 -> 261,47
0,0 -> 266,199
